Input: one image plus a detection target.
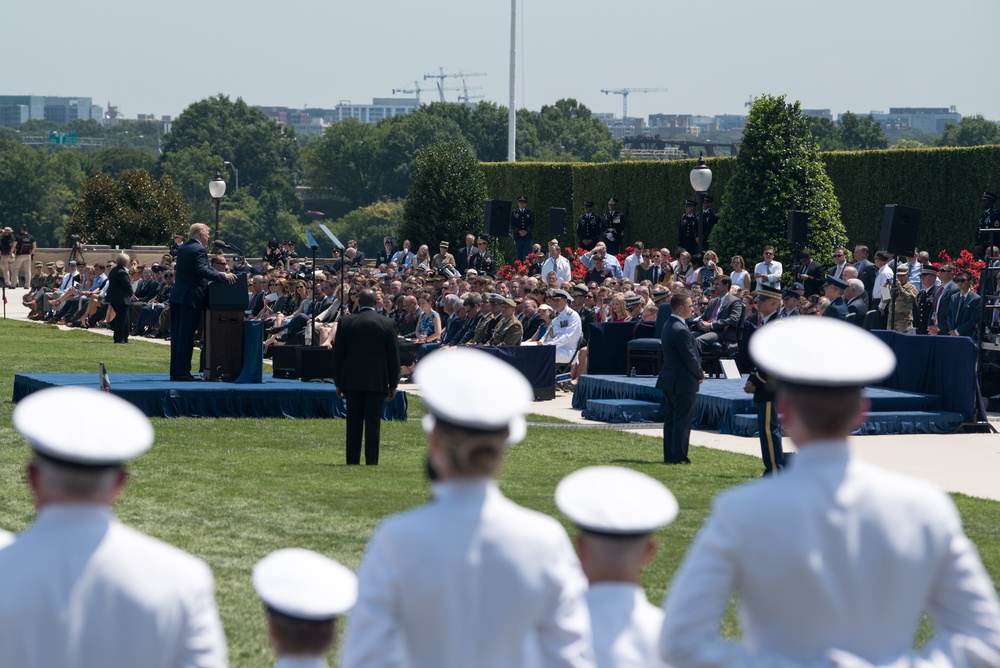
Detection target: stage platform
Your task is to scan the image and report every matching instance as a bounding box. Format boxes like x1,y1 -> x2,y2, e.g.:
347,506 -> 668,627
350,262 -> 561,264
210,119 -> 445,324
572,375 -> 961,436
12,373 -> 409,421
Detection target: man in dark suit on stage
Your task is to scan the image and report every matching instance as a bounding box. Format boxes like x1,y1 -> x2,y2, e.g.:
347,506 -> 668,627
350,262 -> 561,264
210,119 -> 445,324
106,252 -> 135,344
693,275 -> 743,355
656,291 -> 704,465
168,223 -> 236,381
332,289 -> 400,465
949,271 -> 982,338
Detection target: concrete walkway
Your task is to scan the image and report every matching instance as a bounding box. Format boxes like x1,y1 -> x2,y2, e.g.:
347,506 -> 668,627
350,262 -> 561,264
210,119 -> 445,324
5,287 -> 999,501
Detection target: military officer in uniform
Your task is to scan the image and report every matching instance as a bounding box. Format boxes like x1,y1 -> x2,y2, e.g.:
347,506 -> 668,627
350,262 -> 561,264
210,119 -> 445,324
678,199 -> 699,253
577,201 -> 601,251
341,348 -> 594,668
699,195 -> 718,249
556,466 -> 677,668
511,196 -> 536,262
488,296 -> 523,346
975,191 -> 1000,259
469,236 -> 496,277
742,286 -> 785,475
914,265 -> 940,335
661,317 -> 1000,668
253,548 -> 357,668
603,197 -> 624,255
432,241 -> 458,276
0,386 -> 228,668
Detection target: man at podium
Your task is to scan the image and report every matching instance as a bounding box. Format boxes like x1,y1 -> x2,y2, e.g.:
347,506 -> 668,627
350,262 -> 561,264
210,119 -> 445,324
169,223 -> 236,381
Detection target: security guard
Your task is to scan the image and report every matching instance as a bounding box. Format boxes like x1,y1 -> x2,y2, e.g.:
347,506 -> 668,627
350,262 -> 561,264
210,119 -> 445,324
678,199 -> 699,253
511,196 -> 536,262
662,317 -> 1000,667
577,201 -> 601,251
603,197 -> 624,255
557,466 -> 677,668
0,387 -> 228,667
742,286 -> 784,475
253,548 -> 357,668
700,195 -> 718,246
341,348 -> 594,668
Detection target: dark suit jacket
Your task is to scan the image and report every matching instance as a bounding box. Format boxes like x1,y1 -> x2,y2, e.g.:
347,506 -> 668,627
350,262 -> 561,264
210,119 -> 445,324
823,297 -> 849,320
952,291 -> 982,337
699,294 -> 743,343
105,266 -> 134,304
656,317 -> 703,394
169,239 -> 225,309
455,245 -> 476,274
797,260 -> 825,297
934,281 -> 960,333
856,260 -> 877,298
846,295 -> 867,325
333,308 -> 400,394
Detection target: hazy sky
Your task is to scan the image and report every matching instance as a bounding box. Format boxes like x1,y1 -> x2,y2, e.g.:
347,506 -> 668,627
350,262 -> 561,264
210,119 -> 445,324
5,0 -> 997,122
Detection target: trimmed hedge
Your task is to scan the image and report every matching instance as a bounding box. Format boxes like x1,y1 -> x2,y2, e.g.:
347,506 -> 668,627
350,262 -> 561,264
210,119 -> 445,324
481,145 -> 1000,258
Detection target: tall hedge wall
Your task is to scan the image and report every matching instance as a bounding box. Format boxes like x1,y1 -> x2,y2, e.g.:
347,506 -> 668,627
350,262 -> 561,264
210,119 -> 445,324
481,145 -> 1000,258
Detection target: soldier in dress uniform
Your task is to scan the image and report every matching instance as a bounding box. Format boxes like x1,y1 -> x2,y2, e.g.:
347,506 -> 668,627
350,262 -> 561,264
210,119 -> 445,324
603,197 -> 625,256
577,201 -> 601,251
975,191 -> 1000,259
0,386 -> 228,668
488,296 -> 524,346
914,265 -> 940,335
661,317 -> 1000,668
699,195 -> 718,248
742,286 -> 785,476
253,548 -> 357,668
376,237 -> 394,267
511,196 -> 536,262
469,236 -> 496,277
341,348 -> 594,668
556,466 -> 678,668
678,199 -> 699,254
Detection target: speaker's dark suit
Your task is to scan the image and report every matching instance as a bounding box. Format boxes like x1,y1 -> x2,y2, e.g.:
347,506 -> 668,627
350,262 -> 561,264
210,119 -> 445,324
332,307 -> 401,465
105,265 -> 134,343
169,239 -> 226,379
656,316 -> 704,464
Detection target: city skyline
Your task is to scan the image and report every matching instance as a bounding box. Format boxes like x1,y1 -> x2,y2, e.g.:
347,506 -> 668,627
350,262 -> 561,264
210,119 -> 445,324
4,0 -> 997,123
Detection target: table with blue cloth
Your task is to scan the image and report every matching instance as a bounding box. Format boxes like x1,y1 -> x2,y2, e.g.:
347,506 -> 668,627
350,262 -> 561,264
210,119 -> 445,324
586,322 -> 647,375
478,345 -> 556,400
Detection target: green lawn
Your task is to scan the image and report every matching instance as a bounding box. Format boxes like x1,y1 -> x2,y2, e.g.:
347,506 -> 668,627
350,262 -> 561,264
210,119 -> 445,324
0,319 -> 997,666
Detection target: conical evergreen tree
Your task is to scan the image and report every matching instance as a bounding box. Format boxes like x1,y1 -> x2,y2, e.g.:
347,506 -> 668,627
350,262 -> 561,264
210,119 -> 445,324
710,94 -> 847,280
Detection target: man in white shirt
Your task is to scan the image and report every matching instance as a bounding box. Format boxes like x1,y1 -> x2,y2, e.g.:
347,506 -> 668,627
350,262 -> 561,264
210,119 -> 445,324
541,239 -> 572,285
752,246 -> 782,290
579,243 -> 623,279
0,387 -> 228,668
872,250 -> 895,313
557,466 -> 676,668
543,289 -> 583,364
621,242 -> 644,283
661,318 -> 1000,668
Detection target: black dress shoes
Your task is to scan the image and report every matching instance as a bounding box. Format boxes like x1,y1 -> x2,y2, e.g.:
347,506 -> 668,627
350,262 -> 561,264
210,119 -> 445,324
170,375 -> 199,382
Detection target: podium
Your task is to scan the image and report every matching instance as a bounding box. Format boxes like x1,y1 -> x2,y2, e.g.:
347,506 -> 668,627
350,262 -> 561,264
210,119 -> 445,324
204,275 -> 248,382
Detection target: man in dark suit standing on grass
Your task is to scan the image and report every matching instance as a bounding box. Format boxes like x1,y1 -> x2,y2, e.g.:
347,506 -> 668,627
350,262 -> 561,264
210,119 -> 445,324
657,291 -> 704,465
333,289 -> 400,465
106,252 -> 135,344
168,223 -> 236,381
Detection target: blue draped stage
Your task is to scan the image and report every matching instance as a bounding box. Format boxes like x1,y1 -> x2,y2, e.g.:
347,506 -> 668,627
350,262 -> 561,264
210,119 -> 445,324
13,373 -> 408,420
586,322 -> 639,376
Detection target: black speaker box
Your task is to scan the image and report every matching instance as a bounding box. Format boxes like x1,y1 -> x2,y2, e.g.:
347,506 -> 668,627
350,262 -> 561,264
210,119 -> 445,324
548,208 -> 567,236
484,199 -> 511,236
787,211 -> 808,245
300,346 -> 336,382
880,205 -> 921,257
272,345 -> 304,379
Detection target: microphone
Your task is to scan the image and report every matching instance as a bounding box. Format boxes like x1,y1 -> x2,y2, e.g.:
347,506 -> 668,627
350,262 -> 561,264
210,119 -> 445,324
211,240 -> 227,253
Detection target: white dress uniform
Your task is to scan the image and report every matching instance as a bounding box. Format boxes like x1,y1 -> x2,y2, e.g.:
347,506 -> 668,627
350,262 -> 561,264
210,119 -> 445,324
586,583 -> 666,668
341,479 -> 594,667
545,305 -> 583,364
0,528 -> 12,548
0,505 -> 228,668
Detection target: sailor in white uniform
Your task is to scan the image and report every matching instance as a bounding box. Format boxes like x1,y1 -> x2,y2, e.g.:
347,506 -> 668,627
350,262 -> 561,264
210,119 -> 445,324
253,548 -> 358,668
340,347 -> 594,668
0,386 -> 228,668
660,317 -> 1000,668
556,466 -> 678,668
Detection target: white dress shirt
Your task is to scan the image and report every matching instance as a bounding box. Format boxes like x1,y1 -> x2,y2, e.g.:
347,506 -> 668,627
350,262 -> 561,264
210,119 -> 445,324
579,252 -> 624,279
0,505 -> 228,668
752,259 -> 782,290
586,583 -> 667,668
622,253 -> 643,283
545,306 -> 584,364
873,262 -> 894,304
661,442 -> 1000,668
341,479 -> 594,668
542,255 -> 573,285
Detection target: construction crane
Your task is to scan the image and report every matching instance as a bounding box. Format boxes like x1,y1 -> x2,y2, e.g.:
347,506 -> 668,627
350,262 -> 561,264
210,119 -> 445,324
424,68 -> 487,103
392,81 -> 460,106
600,87 -> 668,119
457,77 -> 484,105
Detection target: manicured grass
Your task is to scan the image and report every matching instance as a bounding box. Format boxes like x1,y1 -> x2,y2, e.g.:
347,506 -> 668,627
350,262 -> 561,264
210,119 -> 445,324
0,319 -> 997,665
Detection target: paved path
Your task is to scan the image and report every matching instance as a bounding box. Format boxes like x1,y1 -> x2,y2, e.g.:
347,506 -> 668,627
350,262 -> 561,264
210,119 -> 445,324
6,288 -> 999,501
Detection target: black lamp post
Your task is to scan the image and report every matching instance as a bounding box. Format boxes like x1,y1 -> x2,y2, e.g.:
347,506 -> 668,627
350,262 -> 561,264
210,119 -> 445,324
689,154 -> 713,253
209,171 -> 227,240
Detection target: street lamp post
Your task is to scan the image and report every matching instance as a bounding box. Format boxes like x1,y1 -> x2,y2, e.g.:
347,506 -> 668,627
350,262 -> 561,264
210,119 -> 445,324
223,161 -> 238,192
209,171 -> 227,241
689,154 -> 713,253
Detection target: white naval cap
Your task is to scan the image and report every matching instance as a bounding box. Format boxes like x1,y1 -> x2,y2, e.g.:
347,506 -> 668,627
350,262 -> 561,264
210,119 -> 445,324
749,316 -> 896,387
414,347 -> 533,445
0,529 -> 13,549
253,548 -> 357,620
556,466 -> 679,536
13,387 -> 153,467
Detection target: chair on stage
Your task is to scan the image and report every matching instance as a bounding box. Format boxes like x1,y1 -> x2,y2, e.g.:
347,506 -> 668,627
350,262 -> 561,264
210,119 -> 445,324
702,318 -> 744,378
863,309 -> 879,331
625,303 -> 672,375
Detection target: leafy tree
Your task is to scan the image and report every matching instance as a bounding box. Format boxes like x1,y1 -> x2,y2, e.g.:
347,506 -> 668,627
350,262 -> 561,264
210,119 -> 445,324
302,119 -> 383,208
160,142 -> 224,223
401,142 -> 487,250
67,169 -> 189,248
711,94 -> 847,274
216,190 -> 302,257
937,114 -> 1000,147
0,135 -> 48,231
466,101 -> 510,162
530,99 -> 620,162
807,116 -> 844,151
326,200 -> 405,258
892,139 -> 925,149
839,112 -> 889,150
377,112 -> 466,198
16,119 -> 57,135
84,147 -> 157,177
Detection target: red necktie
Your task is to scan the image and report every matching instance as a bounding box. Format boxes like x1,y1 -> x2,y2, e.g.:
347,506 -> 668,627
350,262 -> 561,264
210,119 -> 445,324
709,298 -> 722,322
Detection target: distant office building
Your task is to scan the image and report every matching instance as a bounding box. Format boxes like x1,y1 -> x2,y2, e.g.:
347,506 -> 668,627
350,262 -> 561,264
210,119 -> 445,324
0,95 -> 101,128
715,114 -> 747,132
844,107 -> 962,134
327,98 -> 418,124
0,104 -> 28,127
803,109 -> 834,122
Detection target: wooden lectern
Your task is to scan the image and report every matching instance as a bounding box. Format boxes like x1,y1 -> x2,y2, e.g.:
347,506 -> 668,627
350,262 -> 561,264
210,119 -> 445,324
204,274 -> 248,381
